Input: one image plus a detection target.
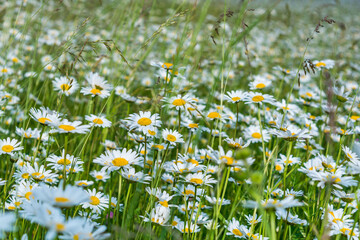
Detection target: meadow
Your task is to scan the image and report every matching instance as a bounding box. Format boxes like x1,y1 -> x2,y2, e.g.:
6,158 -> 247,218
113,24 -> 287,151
0,0 -> 359,239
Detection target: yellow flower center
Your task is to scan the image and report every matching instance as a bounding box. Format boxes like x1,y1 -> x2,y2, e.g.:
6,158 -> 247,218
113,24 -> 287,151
90,196 -> 100,205
231,97 -> 241,102
172,99 -> 186,106
90,88 -> 101,95
256,83 -> 266,89
32,172 -> 45,179
96,175 -> 103,179
187,159 -> 199,166
162,62 -> 173,69
60,84 -> 70,91
22,173 -> 29,179
190,178 -> 203,185
316,62 -> 326,67
351,115 -> 359,121
159,200 -> 168,207
137,117 -> 152,126
306,92 -> 313,97
232,229 -> 243,236
153,144 -> 165,150
59,125 -> 76,131
38,117 -> 51,124
2,145 -> 14,153
25,192 -> 32,200
24,133 -> 32,138
340,227 -> 355,235
148,129 -> 156,135
56,223 -> 65,231
188,123 -> 198,128
207,112 -> 221,119
55,197 -> 70,203
251,132 -> 261,139
112,157 -> 128,167
252,95 -> 264,102
221,156 -> 234,165
166,134 -> 177,142
57,158 -> 71,165
92,118 -> 103,124
184,189 -> 195,195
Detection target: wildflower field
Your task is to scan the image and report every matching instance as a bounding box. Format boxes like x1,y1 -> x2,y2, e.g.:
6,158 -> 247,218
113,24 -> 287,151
0,0 -> 360,239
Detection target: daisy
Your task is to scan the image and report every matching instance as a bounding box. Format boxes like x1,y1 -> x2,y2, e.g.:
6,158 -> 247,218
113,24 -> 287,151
80,72 -> 112,98
173,184 -> 206,198
58,218 -> 111,240
52,76 -> 79,96
276,99 -> 300,115
5,196 -> 23,211
150,61 -> 174,70
226,218 -> 246,238
94,148 -> 142,172
75,180 -> 94,187
224,137 -> 250,149
206,196 -> 231,205
333,190 -> 355,203
82,189 -> 109,213
85,114 -> 112,128
306,168 -> 357,189
145,187 -> 174,207
313,59 -> 335,69
244,126 -> 270,143
164,94 -> 194,110
121,167 -> 151,183
208,146 -> 238,166
101,140 -> 117,150
161,173 -> 174,184
329,221 -> 359,239
206,109 -> 222,120
143,205 -> 170,226
342,146 -> 359,164
285,189 -> 304,197
243,92 -> 276,105
276,154 -> 301,166
224,90 -> 247,103
90,169 -> 110,182
15,127 -> 41,139
29,107 -> 60,126
175,221 -> 201,233
162,129 -> 184,146
126,111 -> 162,135
245,196 -> 303,210
0,137 -> 23,155
334,85 -> 353,103
114,86 -> 127,97
50,119 -> 90,134
0,65 -> 14,76
32,182 -> 89,207
276,209 -> 308,225
25,162 -> 56,181
47,150 -> 83,172
183,172 -> 217,186
249,77 -> 272,90
164,161 -> 203,174
245,214 -> 262,225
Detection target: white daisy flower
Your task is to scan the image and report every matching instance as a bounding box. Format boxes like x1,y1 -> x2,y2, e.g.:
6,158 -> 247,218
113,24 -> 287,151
85,114 -> 112,128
